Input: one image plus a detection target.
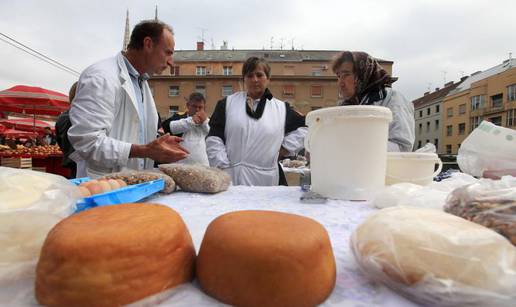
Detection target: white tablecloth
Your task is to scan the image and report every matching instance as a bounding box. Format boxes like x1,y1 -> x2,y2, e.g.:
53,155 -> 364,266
2,186 -> 419,307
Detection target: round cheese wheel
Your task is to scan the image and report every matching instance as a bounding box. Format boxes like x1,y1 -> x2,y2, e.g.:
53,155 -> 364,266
35,203 -> 196,307
196,210 -> 336,307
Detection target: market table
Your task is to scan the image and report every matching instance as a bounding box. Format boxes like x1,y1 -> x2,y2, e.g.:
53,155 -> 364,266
2,186 -> 419,307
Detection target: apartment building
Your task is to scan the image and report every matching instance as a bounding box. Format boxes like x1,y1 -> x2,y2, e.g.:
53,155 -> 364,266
148,43 -> 393,119
441,59 -> 516,154
412,79 -> 465,151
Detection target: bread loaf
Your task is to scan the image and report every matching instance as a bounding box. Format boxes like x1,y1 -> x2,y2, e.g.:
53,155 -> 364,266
101,171 -> 176,193
159,163 -> 230,193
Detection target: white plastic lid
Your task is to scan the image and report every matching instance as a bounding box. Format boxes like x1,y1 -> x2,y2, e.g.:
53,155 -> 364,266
306,105 -> 392,126
387,152 -> 439,160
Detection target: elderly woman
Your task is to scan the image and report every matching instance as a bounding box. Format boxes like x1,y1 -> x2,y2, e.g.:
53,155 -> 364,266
332,51 -> 415,152
207,56 -> 307,186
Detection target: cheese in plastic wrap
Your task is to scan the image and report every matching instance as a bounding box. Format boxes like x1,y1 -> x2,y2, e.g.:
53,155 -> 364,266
350,206 -> 516,307
0,167 -> 80,284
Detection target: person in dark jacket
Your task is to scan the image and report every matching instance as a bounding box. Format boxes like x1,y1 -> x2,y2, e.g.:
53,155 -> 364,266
55,82 -> 77,178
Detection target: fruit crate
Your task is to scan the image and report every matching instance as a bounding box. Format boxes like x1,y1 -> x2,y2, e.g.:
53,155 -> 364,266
1,157 -> 32,169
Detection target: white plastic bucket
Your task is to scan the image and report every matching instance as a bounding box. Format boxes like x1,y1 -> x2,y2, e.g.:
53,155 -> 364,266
305,106 -> 392,200
386,152 -> 443,186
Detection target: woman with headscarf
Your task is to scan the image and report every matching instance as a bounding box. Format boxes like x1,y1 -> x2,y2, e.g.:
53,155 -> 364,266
206,56 -> 307,186
332,51 -> 415,152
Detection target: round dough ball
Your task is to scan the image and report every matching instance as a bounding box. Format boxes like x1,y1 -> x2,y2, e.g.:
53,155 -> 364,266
106,179 -> 120,190
35,203 -> 196,307
197,210 -> 336,307
98,180 -> 111,193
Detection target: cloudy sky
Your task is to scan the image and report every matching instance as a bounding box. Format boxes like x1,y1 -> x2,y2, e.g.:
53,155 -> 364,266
0,0 -> 514,101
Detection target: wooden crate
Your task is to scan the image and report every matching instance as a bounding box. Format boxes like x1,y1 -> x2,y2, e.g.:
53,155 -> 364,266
1,157 -> 32,169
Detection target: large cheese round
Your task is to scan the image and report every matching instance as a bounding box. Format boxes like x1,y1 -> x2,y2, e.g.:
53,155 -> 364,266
35,203 -> 195,307
196,210 -> 336,307
351,206 -> 516,306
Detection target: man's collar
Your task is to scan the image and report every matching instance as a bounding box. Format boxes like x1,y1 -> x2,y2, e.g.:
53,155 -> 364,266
122,54 -> 150,81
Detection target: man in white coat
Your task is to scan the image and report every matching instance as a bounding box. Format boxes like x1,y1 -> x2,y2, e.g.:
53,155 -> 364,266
68,20 -> 188,178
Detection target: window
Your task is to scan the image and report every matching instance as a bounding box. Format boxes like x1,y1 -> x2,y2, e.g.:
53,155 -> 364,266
507,109 -> 516,126
435,119 -> 439,130
283,85 -> 295,98
196,66 -> 206,75
491,94 -> 503,109
426,121 -> 430,132
446,144 -> 452,154
427,108 -> 430,115
417,140 -> 422,149
168,85 -> 179,97
311,67 -> 322,76
471,95 -> 485,110
223,66 -> 233,76
459,104 -> 466,115
418,123 -> 422,134
419,110 -> 423,118
508,84 -> 516,101
426,139 -> 430,144
434,139 -> 438,151
447,107 -> 453,117
311,85 -> 323,97
169,105 -> 179,116
435,105 -> 440,113
195,85 -> 206,96
170,65 -> 180,76
446,125 -> 453,136
311,106 -> 322,111
458,123 -> 466,135
284,65 -> 295,75
222,85 -> 233,97
489,116 -> 502,126
470,116 -> 482,131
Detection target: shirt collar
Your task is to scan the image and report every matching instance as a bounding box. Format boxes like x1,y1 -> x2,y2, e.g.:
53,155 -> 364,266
122,55 -> 150,81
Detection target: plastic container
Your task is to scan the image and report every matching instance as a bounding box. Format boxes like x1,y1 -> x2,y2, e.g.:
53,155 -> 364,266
386,152 -> 442,186
305,106 -> 392,200
70,178 -> 165,212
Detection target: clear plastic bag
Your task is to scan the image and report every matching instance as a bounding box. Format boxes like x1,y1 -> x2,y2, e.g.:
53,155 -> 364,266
457,121 -> 516,178
0,167 -> 79,285
350,206 -> 516,307
444,176 -> 516,245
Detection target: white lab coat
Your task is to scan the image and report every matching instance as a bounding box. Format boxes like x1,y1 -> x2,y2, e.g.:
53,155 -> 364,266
68,52 -> 159,178
169,116 -> 210,166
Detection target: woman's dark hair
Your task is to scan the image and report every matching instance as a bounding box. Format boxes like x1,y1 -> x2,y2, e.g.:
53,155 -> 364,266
331,51 -> 354,73
127,20 -> 174,50
242,57 -> 271,79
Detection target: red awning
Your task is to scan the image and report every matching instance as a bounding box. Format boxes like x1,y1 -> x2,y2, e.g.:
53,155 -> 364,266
0,85 -> 69,116
0,128 -> 38,138
0,118 -> 54,133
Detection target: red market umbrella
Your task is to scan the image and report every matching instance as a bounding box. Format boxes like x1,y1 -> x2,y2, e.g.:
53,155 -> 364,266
0,123 -> 5,133
0,85 -> 69,116
0,118 -> 54,134
0,128 -> 38,138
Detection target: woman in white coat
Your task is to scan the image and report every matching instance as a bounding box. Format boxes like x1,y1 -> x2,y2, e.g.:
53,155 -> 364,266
206,57 -> 307,186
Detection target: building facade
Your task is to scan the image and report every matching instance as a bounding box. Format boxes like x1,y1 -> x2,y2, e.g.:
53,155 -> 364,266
412,80 -> 464,151
149,45 -> 393,119
441,59 -> 516,155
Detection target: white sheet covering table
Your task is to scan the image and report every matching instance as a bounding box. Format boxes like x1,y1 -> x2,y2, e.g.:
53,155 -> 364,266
1,186 -> 419,307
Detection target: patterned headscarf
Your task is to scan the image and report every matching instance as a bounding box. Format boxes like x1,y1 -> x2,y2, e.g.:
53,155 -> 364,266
338,51 -> 395,106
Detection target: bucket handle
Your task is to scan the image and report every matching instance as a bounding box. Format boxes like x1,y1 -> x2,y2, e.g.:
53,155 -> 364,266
386,158 -> 443,184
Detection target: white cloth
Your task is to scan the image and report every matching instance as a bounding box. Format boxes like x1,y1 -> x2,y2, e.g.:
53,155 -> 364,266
68,52 -> 159,178
169,117 -> 210,166
207,92 -> 307,186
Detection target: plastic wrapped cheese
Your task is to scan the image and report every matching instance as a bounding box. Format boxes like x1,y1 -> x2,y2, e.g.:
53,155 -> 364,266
350,206 -> 516,307
0,167 -> 79,284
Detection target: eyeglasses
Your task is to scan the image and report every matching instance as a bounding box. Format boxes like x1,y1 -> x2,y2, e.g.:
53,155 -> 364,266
336,70 -> 354,79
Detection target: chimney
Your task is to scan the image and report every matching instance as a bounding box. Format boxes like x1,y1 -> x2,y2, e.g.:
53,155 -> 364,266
220,41 -> 228,50
197,41 -> 204,51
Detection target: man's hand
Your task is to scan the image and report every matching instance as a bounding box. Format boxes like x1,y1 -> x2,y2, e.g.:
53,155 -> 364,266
192,110 -> 207,124
130,134 -> 189,163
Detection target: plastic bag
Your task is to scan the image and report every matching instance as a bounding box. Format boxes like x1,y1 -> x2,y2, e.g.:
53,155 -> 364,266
0,167 -> 79,285
373,172 -> 477,210
457,121 -> 516,177
350,206 -> 516,307
444,176 -> 516,245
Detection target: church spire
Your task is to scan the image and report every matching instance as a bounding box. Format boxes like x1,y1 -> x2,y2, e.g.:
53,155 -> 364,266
122,9 -> 130,51
154,5 -> 158,20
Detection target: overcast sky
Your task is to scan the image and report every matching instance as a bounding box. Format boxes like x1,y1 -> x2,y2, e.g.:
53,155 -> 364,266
0,0 -> 514,101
